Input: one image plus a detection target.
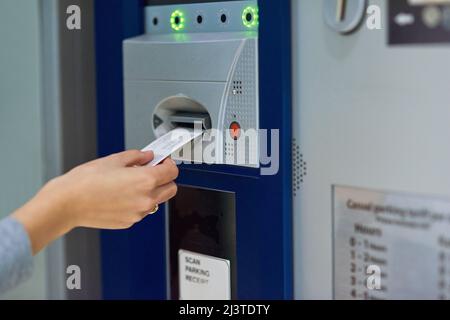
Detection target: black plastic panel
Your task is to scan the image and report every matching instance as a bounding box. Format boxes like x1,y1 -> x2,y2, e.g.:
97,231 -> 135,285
168,186 -> 237,299
389,0 -> 450,45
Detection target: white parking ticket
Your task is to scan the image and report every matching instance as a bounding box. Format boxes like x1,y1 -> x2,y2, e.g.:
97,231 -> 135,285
141,128 -> 203,166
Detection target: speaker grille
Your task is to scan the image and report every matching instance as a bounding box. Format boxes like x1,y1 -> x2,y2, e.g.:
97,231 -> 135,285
293,139 -> 307,197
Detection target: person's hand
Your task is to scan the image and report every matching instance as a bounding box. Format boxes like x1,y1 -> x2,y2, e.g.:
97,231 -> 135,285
55,150 -> 178,229
13,150 -> 179,254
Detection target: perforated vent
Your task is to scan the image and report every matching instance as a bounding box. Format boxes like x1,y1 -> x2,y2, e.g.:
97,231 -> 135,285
225,141 -> 235,160
293,139 -> 307,197
232,80 -> 243,95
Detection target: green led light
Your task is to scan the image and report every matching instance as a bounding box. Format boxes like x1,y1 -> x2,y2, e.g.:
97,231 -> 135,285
170,10 -> 185,31
242,6 -> 259,28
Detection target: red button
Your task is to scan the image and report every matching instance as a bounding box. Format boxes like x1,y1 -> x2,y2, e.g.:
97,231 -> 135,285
229,122 -> 241,140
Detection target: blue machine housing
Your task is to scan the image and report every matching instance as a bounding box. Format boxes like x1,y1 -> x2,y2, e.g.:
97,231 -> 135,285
95,0 -> 292,299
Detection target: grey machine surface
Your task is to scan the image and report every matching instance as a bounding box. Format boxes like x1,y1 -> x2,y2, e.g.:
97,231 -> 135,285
124,1 -> 259,167
293,0 -> 450,299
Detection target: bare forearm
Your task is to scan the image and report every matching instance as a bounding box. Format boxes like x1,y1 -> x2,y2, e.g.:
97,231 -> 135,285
12,178 -> 74,255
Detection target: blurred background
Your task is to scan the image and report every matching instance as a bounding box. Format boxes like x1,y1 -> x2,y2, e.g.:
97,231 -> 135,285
0,0 -> 100,299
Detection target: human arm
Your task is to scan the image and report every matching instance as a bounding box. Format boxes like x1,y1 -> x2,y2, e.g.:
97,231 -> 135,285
12,150 -> 178,255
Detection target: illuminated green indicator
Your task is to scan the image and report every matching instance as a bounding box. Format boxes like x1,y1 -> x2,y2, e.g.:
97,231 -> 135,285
170,10 -> 185,31
242,6 -> 259,28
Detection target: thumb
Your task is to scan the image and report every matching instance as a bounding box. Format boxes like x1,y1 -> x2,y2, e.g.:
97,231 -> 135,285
112,150 -> 154,167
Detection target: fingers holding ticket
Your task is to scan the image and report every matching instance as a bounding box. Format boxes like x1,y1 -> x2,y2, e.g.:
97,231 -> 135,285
141,127 -> 203,166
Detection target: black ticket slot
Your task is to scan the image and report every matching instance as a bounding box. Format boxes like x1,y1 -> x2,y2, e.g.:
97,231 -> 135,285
168,186 -> 237,299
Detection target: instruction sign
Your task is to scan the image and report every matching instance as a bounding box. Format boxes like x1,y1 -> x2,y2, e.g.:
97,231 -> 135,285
179,250 -> 231,300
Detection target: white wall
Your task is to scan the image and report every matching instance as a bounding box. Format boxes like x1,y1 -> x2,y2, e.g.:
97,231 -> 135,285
292,0 -> 450,299
0,0 -> 48,299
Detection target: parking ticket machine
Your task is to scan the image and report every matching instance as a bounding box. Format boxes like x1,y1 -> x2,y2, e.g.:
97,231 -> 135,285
97,0 -> 292,300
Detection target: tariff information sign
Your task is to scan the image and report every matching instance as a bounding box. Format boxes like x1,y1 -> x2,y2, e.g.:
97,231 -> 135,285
334,186 -> 450,300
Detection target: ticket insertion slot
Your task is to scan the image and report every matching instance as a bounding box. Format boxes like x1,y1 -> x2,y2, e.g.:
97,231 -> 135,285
169,112 -> 211,131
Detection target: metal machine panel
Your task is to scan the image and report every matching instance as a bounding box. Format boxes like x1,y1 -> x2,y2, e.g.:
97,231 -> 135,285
145,1 -> 259,34
123,33 -> 245,82
124,31 -> 259,167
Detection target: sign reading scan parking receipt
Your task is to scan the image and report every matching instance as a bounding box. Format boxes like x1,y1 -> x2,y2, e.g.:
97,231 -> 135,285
334,186 -> 450,300
179,250 -> 231,300
141,127 -> 203,166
